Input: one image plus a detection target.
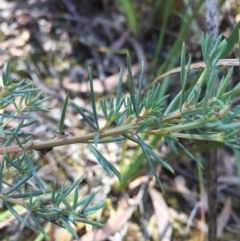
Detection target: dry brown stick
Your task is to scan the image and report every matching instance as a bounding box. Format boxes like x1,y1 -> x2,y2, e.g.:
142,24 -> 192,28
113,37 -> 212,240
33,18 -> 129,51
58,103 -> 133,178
206,148 -> 218,241
206,0 -> 219,235
144,59 -> 240,95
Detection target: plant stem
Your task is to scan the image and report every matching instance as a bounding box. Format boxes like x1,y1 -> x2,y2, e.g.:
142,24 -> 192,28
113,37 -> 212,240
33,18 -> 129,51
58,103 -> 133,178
0,122 -> 137,155
0,193 -> 25,206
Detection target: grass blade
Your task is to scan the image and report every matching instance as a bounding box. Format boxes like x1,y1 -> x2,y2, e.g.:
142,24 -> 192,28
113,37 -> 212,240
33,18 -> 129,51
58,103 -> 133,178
89,67 -> 99,130
59,93 -> 69,133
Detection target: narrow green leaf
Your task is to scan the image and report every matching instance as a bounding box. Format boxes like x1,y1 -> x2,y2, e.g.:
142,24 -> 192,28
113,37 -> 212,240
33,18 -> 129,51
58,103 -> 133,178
31,213 -> 49,239
209,39 -> 227,65
144,142 -> 174,173
10,130 -> 25,150
116,96 -> 125,113
193,88 -> 201,107
94,133 -> 100,148
0,154 -> 5,192
122,133 -> 139,144
12,88 -> 41,95
78,192 -> 95,211
89,144 -> 121,181
220,21 -> 240,58
214,34 -> 224,47
180,47 -> 191,111
202,67 -> 216,116
177,142 -> 198,163
82,201 -> 106,216
0,113 -> 32,119
5,155 -> 24,172
222,106 -> 240,124
74,216 -> 104,227
137,136 -> 163,191
59,92 -> 69,133
180,42 -> 186,90
121,0 -> 138,36
202,32 -> 214,63
60,193 -> 73,211
225,142 -> 240,150
126,53 -> 138,117
216,122 -> 240,131
54,186 -> 64,206
164,137 -> 178,154
116,109 -> 128,125
151,114 -> 162,129
63,177 -> 82,197
127,75 -> 138,116
95,136 -> 124,143
136,60 -> 144,110
77,193 -> 94,207
31,96 -> 51,106
137,121 -> 150,133
2,60 -> 10,86
25,154 -> 45,193
108,109 -> 115,121
0,98 -> 12,105
60,216 -> 78,239
100,98 -> 108,120
10,190 -> 48,198
110,96 -> 114,110
70,101 -> 98,131
4,201 -> 32,229
222,83 -> 240,101
4,119 -> 25,147
201,32 -> 207,62
24,91 -> 31,106
116,68 -> 123,110
73,184 -> 79,210
22,211 -> 32,227
51,180 -> 57,203
28,90 -> 42,104
0,205 -> 22,222
22,120 -> 38,127
181,108 -> 203,120
89,67 -> 99,130
164,90 -> 182,115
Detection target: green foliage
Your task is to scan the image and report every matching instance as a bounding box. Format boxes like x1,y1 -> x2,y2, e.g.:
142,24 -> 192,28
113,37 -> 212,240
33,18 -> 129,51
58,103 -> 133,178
1,33 -> 240,238
220,21 -> 240,58
59,92 -> 69,134
117,0 -> 139,36
0,65 -> 104,239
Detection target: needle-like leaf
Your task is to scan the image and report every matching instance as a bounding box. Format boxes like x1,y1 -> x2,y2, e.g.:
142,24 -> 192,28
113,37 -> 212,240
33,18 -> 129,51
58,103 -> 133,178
59,92 -> 69,134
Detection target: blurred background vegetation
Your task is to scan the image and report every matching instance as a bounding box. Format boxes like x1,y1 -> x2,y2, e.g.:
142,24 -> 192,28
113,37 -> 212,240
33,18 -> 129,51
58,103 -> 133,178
0,0 -> 240,240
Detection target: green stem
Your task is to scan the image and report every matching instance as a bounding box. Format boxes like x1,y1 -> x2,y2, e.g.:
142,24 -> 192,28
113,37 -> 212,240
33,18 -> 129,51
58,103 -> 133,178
170,132 -> 223,142
0,122 -> 138,154
0,193 -> 25,206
